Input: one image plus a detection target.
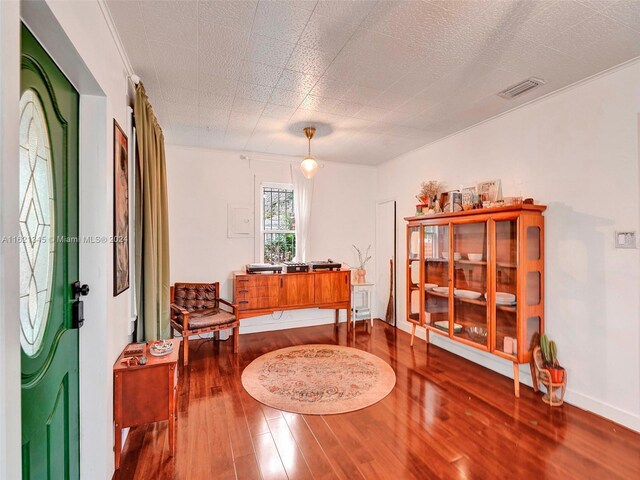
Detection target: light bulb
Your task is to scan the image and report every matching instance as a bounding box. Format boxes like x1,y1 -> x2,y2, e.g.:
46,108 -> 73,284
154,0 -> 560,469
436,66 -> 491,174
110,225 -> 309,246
300,156 -> 318,179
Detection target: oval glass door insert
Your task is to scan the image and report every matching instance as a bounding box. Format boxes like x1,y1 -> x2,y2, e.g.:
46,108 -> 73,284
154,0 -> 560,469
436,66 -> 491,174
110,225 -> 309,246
19,89 -> 55,357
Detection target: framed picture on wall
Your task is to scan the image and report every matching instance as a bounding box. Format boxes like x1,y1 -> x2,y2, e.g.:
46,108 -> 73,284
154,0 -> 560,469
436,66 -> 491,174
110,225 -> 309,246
113,119 -> 130,296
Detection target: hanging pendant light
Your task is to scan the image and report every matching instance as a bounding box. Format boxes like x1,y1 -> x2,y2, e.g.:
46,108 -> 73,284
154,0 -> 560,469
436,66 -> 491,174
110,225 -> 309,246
300,127 -> 318,179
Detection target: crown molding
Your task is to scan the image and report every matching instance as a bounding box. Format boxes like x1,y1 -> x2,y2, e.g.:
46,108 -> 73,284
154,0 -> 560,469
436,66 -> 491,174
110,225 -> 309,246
96,0 -> 134,77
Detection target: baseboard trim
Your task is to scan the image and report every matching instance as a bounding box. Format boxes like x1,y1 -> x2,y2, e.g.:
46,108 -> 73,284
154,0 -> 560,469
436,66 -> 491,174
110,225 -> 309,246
396,320 -> 640,433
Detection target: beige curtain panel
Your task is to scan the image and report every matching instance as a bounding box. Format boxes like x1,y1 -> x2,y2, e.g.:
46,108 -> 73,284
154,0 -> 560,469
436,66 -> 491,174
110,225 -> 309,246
134,82 -> 170,341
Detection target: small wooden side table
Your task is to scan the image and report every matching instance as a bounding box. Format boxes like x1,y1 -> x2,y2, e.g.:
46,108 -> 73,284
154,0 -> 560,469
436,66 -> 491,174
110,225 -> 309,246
351,282 -> 374,329
113,339 -> 180,469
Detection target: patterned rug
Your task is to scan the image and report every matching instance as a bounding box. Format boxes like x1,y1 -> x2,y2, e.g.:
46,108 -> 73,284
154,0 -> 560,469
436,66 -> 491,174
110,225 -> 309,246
241,344 -> 396,415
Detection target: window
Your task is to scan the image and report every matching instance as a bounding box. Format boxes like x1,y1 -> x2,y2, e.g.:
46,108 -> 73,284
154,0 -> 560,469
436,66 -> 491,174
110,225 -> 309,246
19,89 -> 55,356
261,184 -> 295,263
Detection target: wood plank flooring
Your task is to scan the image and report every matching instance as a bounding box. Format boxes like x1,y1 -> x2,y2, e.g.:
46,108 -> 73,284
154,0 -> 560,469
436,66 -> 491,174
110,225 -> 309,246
114,320 -> 640,479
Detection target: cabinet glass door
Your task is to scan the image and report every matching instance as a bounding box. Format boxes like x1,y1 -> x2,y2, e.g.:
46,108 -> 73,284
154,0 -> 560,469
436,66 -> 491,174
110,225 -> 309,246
407,225 -> 421,324
452,222 -> 489,346
494,220 -> 518,356
424,225 -> 449,332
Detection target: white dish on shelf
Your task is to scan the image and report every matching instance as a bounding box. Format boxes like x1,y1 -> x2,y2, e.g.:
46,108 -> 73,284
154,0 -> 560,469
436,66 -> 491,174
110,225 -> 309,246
483,292 -> 516,305
424,283 -> 438,290
454,289 -> 483,300
486,291 -> 517,305
453,252 -> 462,261
410,231 -> 420,255
467,253 -> 483,261
496,292 -> 516,304
442,251 -> 449,259
410,263 -> 419,284
432,286 -> 449,295
411,290 -> 420,313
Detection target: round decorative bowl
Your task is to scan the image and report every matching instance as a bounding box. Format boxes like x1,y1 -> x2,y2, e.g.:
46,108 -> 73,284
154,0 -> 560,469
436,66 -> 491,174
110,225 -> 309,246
466,326 -> 488,343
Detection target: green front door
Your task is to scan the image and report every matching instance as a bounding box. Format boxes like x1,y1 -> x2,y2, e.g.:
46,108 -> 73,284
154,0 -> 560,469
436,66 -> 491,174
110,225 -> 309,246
20,25 -> 80,480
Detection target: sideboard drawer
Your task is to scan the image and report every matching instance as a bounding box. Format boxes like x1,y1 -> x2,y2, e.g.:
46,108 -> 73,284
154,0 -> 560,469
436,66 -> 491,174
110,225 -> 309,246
237,296 -> 278,311
236,284 -> 278,299
235,275 -> 278,288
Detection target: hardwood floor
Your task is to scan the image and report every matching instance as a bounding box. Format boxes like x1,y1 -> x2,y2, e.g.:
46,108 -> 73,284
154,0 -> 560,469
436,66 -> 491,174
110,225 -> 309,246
114,320 -> 640,480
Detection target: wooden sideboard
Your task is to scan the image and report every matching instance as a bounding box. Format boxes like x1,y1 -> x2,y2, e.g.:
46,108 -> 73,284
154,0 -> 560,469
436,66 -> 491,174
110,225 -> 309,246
233,270 -> 352,332
113,339 -> 179,469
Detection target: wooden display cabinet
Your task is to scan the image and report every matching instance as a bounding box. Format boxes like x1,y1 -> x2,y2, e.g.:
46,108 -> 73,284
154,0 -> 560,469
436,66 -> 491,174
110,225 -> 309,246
405,204 -> 546,397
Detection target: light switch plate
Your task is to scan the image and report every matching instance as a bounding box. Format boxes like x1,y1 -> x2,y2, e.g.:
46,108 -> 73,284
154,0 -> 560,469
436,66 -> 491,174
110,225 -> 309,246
615,231 -> 637,249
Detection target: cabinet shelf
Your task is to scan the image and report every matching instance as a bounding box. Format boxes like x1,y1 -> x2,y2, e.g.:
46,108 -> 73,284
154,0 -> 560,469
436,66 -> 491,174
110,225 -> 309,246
454,331 -> 489,347
426,290 -> 448,298
454,296 -> 487,308
428,291 -> 517,313
455,259 -> 487,266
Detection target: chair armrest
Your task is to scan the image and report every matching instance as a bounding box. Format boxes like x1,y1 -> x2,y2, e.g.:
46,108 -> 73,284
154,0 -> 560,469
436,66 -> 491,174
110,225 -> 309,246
217,298 -> 237,313
170,303 -> 189,330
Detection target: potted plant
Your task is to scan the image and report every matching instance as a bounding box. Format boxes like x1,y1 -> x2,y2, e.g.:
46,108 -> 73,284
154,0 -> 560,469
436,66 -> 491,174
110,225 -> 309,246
540,334 -> 565,384
352,244 -> 372,283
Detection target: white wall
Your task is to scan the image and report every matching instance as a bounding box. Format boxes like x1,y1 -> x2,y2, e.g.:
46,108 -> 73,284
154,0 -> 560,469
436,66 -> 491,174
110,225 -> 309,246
377,61 -> 640,432
0,1 -> 22,479
6,1 -> 136,478
166,145 -> 376,333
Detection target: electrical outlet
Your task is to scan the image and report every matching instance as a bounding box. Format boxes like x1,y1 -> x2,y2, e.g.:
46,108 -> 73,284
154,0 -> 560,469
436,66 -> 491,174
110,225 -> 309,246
615,231 -> 637,249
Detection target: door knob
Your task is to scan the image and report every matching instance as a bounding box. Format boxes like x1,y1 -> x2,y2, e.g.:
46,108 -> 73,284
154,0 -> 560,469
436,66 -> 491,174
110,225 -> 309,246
71,281 -> 90,329
72,281 -> 90,298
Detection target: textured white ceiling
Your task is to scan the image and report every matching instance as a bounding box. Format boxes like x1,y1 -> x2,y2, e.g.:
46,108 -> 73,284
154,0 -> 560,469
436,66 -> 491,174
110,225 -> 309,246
107,0 -> 640,165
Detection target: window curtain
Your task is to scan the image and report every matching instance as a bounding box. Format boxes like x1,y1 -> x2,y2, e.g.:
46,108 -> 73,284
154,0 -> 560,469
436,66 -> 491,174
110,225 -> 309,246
291,165 -> 313,262
133,82 -> 170,341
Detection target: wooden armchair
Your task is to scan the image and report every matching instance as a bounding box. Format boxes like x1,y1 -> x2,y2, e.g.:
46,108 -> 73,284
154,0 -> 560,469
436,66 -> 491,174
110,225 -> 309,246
170,282 -> 239,365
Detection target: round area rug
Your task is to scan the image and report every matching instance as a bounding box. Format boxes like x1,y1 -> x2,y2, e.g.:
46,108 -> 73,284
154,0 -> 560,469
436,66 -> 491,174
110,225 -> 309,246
241,344 -> 396,415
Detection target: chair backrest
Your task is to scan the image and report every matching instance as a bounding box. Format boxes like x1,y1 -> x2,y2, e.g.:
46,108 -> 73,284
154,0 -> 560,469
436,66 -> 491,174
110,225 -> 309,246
532,346 -> 550,382
172,282 -> 219,312
532,346 -> 545,370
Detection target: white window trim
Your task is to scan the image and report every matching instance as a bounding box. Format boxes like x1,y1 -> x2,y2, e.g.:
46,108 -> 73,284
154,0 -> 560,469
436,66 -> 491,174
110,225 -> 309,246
257,181 -> 294,263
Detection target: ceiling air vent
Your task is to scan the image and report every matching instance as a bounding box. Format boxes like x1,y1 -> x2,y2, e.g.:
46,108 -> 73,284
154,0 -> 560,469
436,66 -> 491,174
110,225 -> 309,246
497,77 -> 545,99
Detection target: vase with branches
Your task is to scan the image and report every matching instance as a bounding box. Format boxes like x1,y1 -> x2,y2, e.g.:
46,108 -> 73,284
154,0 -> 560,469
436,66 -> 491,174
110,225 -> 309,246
352,244 -> 371,283
416,181 -> 442,207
